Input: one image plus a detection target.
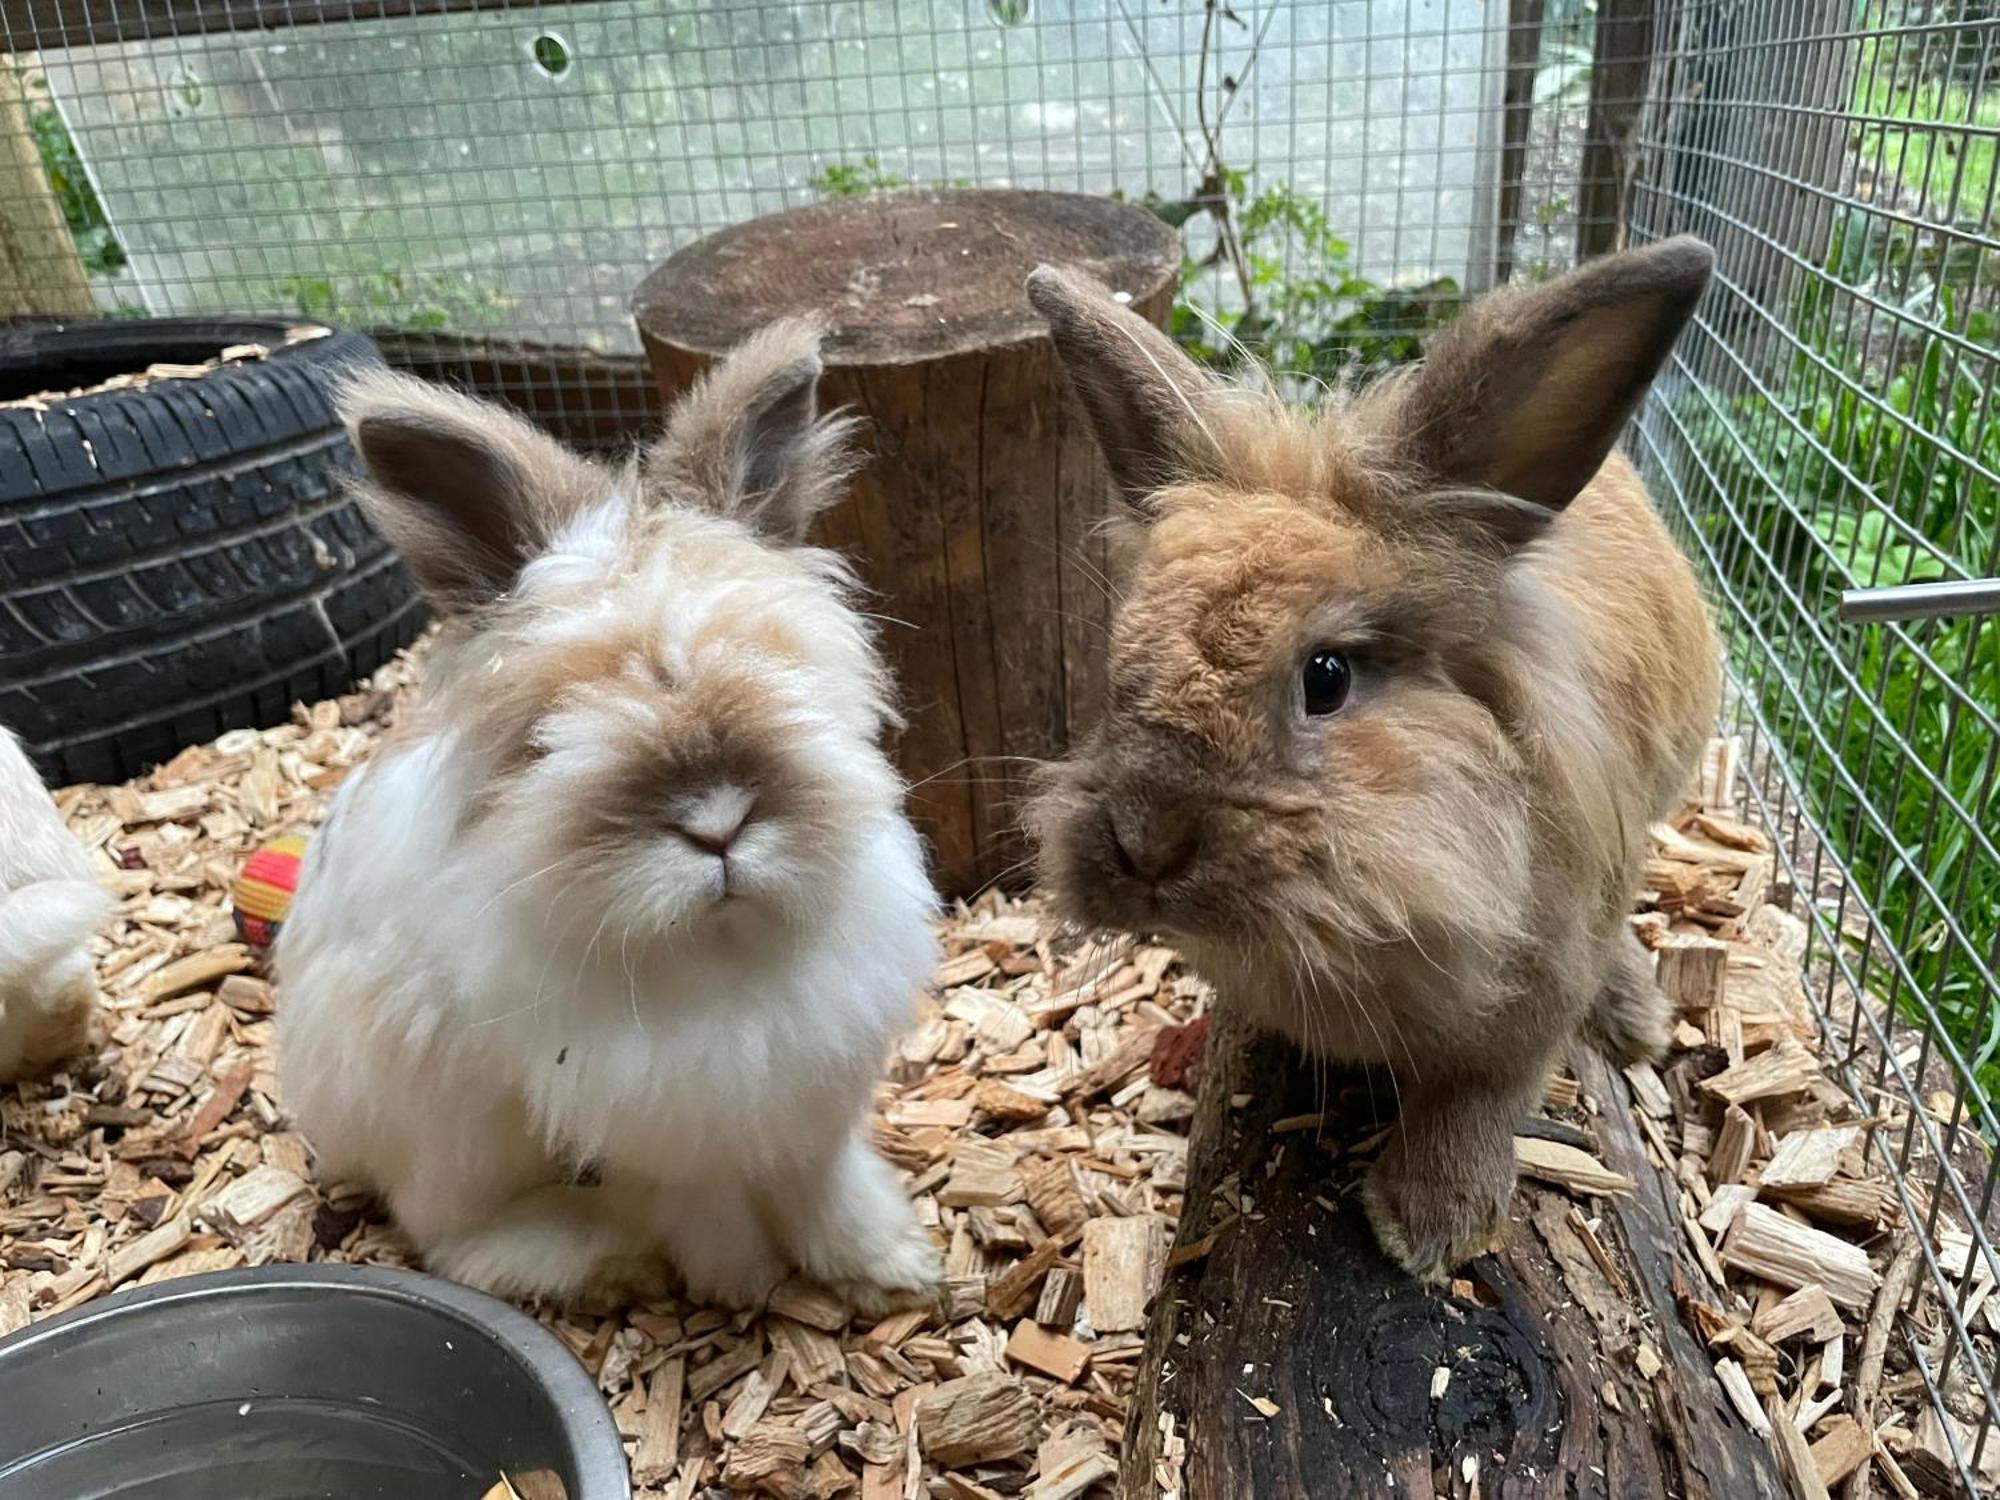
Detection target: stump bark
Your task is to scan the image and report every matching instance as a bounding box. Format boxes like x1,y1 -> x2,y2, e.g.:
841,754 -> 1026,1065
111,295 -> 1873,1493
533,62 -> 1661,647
1121,1008 -> 1789,1499
632,189 -> 1181,896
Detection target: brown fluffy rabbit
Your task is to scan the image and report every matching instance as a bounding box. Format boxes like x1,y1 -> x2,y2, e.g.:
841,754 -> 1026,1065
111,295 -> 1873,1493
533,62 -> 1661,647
1025,239 -> 1721,1281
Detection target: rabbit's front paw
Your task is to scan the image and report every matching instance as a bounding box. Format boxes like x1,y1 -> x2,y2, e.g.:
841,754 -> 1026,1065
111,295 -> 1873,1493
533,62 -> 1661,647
1587,930 -> 1673,1067
772,1138 -> 944,1315
656,1181 -> 786,1311
1361,1092 -> 1525,1286
681,1252 -> 785,1312
1360,1159 -> 1509,1284
828,1227 -> 944,1319
424,1185 -> 653,1305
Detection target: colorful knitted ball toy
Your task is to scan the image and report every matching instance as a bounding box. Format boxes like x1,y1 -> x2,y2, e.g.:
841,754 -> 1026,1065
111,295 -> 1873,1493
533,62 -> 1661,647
231,834 -> 307,948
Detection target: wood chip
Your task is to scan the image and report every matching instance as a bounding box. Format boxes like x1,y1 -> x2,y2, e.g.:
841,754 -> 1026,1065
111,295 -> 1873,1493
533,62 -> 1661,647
724,1421 -> 813,1489
632,1356 -> 685,1486
938,1145 -> 1025,1210
1512,1136 -> 1634,1197
689,1337 -> 766,1403
915,1373 -> 1041,1467
1764,1392 -> 1832,1500
138,946 -> 252,1003
769,1281 -> 855,1332
769,1317 -> 848,1390
1024,1446 -> 1118,1500
1034,1267 -> 1083,1329
1711,1104 -> 1758,1186
1720,1203 -> 1880,1311
1023,1159 -> 1089,1238
1656,933 -> 1730,1010
972,1078 -> 1051,1124
201,1165 -> 309,1231
1714,1357 -> 1770,1436
721,1352 -> 789,1441
104,1212 -> 191,1288
1699,1038 -> 1822,1106
1765,1176 -> 1898,1231
891,1099 -> 974,1130
1082,1214 -> 1167,1333
1757,1126 -> 1859,1192
985,1236 -> 1063,1322
1005,1320 -> 1090,1384
1808,1416 -> 1873,1488
1698,1183 -> 1758,1236
1750,1284 -> 1843,1344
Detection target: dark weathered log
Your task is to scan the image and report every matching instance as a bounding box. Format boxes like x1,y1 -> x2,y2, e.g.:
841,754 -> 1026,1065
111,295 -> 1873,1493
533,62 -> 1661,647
1119,1008 -> 1787,1499
634,189 -> 1181,896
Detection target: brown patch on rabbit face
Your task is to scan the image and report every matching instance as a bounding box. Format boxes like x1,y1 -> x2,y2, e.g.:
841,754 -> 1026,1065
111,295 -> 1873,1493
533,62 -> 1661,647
432,509 -> 899,935
344,320 -> 907,942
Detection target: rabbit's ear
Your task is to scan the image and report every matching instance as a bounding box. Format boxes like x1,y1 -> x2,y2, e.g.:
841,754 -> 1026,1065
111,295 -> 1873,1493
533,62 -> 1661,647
1027,264 -> 1217,516
1392,236 -> 1713,525
642,319 -> 861,543
342,369 -> 596,608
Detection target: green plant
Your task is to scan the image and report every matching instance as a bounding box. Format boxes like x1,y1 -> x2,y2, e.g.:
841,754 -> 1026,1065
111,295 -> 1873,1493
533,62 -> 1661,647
1854,25 -> 2000,226
1157,174 -> 1458,384
1675,208 -> 2000,1091
807,155 -> 908,198
21,72 -> 125,277
279,269 -> 510,333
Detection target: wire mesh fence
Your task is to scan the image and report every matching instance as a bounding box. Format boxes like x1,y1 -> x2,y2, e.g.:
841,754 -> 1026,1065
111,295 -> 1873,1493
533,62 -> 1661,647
1,0 -> 1609,444
1629,3 -> 2000,1486
1,0 -> 1998,1488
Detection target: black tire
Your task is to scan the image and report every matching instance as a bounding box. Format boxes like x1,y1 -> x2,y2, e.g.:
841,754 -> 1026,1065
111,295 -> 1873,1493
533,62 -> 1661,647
0,319 -> 427,786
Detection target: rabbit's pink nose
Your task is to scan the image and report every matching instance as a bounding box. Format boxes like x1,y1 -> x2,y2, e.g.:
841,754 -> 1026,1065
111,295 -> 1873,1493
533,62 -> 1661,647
1110,808 -> 1200,887
674,785 -> 755,858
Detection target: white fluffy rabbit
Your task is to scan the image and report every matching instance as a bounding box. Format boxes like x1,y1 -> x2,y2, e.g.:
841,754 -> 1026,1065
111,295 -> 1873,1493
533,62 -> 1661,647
0,727 -> 110,1083
277,324 -> 943,1310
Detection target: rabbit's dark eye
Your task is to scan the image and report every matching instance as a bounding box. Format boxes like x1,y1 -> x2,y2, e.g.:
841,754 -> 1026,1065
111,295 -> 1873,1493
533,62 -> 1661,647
1301,648 -> 1351,716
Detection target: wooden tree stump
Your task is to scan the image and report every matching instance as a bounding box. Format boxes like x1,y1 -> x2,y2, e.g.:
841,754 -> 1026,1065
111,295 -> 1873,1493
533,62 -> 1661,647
632,189 -> 1180,896
1122,1008 -> 1789,1499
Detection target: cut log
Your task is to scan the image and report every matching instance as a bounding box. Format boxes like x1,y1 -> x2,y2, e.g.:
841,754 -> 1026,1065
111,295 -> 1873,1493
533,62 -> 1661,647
634,189 -> 1181,893
1119,1008 -> 1785,1497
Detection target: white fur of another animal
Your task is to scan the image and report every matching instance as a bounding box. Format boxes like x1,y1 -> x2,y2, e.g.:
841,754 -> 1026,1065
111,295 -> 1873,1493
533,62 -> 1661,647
0,727 -> 110,1082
